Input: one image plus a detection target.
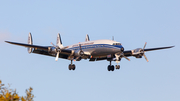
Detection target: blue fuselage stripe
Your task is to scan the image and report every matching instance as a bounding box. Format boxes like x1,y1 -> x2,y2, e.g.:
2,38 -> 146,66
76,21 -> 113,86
67,44 -> 123,50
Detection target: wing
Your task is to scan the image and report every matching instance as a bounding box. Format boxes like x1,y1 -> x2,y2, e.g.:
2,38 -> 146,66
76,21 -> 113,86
144,46 -> 174,52
5,41 -> 49,50
123,46 -> 174,57
5,41 -> 72,59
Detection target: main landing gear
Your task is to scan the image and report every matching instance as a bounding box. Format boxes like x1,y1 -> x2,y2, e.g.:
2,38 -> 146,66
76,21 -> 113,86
107,61 -> 114,71
107,61 -> 120,71
69,60 -> 76,70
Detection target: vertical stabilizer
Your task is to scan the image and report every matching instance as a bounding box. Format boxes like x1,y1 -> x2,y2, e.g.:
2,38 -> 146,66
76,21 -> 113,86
56,33 -> 63,48
27,32 -> 33,53
85,34 -> 90,41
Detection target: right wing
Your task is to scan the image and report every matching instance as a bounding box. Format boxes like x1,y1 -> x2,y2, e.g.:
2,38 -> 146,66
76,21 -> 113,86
5,41 -> 72,59
5,41 -> 49,51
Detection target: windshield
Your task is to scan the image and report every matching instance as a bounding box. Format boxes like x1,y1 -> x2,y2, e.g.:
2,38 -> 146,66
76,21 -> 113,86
113,43 -> 121,45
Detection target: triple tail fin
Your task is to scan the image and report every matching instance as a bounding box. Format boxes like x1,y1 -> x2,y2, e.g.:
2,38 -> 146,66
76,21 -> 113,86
85,34 -> 90,42
56,33 -> 63,48
27,32 -> 33,53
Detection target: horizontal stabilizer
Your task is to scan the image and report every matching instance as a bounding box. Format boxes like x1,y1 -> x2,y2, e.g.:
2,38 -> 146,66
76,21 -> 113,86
56,33 -> 63,48
28,33 -> 33,53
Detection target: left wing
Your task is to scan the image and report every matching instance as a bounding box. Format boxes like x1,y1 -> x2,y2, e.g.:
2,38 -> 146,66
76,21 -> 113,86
123,45 -> 174,62
123,46 -> 174,56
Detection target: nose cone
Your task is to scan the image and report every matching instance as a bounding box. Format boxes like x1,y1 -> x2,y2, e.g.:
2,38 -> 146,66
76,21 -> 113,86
121,47 -> 124,52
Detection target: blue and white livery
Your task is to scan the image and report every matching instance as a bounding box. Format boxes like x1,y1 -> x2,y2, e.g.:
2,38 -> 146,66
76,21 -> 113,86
5,33 -> 174,71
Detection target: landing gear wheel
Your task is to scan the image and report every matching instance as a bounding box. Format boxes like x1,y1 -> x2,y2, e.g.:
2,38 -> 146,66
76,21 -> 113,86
68,64 -> 76,70
115,65 -> 120,69
108,65 -> 110,71
72,64 -> 76,70
68,64 -> 72,70
111,65 -> 114,71
107,65 -> 114,71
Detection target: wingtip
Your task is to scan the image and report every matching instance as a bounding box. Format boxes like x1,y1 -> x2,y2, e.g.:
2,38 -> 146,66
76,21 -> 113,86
5,41 -> 10,43
168,46 -> 175,48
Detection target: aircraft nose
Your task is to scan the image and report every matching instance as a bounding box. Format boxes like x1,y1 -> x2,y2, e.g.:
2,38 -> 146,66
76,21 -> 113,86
121,47 -> 124,52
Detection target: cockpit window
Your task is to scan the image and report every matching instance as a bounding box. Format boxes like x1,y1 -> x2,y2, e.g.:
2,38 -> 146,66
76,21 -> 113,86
113,43 -> 121,45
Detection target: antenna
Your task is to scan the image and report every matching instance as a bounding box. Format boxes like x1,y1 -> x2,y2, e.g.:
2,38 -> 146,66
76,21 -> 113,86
112,36 -> 114,41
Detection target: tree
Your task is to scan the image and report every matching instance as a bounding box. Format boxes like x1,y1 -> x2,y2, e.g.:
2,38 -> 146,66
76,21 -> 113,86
0,80 -> 34,101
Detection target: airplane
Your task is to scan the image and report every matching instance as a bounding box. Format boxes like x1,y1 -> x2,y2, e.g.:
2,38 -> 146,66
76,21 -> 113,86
5,33 -> 174,71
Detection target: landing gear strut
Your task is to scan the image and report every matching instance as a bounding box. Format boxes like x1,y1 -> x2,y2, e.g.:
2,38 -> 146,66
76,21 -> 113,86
69,60 -> 76,70
107,61 -> 114,71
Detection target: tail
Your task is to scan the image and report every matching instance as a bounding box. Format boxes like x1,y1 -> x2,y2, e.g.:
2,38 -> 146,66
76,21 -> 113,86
85,34 -> 90,41
27,32 -> 33,53
56,33 -> 63,48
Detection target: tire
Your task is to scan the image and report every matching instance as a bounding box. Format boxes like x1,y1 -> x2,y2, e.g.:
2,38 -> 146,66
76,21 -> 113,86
107,65 -> 110,71
68,64 -> 72,70
72,64 -> 76,70
111,65 -> 114,71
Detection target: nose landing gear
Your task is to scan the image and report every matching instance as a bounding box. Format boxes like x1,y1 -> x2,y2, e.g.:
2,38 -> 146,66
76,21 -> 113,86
115,65 -> 120,69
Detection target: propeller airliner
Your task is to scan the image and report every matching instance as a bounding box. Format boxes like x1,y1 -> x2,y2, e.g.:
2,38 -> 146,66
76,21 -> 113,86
5,33 -> 174,71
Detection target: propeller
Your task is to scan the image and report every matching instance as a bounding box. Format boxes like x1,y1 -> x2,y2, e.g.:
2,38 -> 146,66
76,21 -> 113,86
55,52 -> 60,61
79,44 -> 84,56
124,55 -> 130,61
51,42 -> 69,61
51,42 -> 61,61
120,53 -> 130,61
75,44 -> 85,61
142,42 -> 149,62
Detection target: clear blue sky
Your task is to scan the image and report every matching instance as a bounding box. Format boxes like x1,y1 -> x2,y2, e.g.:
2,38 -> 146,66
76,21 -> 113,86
0,0 -> 179,101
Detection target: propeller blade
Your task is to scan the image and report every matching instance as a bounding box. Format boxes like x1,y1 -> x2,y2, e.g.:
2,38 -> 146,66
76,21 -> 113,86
121,53 -> 130,61
78,44 -> 84,56
143,42 -> 147,50
55,52 -> 60,61
51,42 -> 57,48
143,54 -> 149,62
79,44 -> 82,51
124,56 -> 130,61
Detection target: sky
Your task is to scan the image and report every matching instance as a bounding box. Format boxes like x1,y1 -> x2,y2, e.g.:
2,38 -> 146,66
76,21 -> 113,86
0,0 -> 179,101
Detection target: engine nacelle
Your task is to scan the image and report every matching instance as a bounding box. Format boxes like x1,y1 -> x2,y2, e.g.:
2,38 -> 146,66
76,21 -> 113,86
48,47 -> 57,54
135,55 -> 142,58
131,48 -> 143,55
74,50 -> 84,56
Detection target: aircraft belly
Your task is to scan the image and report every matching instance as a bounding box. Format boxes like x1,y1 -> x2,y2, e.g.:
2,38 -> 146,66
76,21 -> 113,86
91,47 -> 120,56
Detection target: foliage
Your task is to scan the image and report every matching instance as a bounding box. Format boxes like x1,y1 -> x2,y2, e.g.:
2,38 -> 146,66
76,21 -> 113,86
0,80 -> 34,101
